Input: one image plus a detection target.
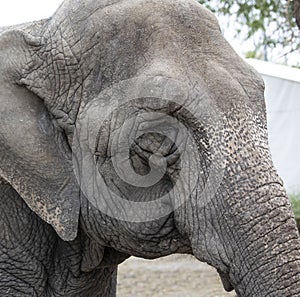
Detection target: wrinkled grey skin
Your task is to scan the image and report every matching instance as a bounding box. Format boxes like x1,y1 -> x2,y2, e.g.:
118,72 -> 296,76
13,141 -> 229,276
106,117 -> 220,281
1,0 -> 300,296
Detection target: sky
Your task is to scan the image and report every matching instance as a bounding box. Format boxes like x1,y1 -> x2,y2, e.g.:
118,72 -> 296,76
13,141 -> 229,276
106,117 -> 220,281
0,0 -> 64,26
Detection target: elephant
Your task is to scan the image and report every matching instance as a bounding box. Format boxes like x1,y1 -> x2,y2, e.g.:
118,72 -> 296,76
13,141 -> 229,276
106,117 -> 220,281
1,0 -> 300,296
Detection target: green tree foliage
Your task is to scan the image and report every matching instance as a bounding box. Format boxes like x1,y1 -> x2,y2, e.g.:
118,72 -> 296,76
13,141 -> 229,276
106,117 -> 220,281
198,0 -> 300,63
290,194 -> 300,219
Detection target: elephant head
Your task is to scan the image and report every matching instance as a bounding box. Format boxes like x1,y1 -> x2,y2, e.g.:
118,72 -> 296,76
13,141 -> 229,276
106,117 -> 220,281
1,0 -> 300,296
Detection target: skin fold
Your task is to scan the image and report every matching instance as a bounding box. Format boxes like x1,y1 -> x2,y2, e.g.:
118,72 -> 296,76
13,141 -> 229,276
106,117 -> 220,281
0,0 -> 300,296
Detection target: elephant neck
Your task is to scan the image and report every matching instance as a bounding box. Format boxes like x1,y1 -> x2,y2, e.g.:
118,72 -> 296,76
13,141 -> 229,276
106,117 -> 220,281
48,237 -> 118,297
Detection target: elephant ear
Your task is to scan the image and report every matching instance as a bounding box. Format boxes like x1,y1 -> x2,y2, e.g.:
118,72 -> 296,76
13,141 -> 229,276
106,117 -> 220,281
0,29 -> 80,241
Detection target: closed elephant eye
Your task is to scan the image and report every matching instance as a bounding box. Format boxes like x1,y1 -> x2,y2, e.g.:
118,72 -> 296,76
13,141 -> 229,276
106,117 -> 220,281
94,99 -> 190,194
72,77 -> 221,223
130,132 -> 181,177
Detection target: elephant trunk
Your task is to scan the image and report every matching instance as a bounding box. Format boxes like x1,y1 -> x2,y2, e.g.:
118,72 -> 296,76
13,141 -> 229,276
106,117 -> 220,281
182,112 -> 300,296
188,168 -> 300,296
230,192 -> 300,297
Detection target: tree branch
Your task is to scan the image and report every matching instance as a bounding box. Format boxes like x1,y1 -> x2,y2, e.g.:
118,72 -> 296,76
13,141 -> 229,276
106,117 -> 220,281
294,0 -> 300,30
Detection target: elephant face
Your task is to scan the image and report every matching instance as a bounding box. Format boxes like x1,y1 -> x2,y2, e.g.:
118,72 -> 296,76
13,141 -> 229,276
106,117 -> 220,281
1,0 -> 300,296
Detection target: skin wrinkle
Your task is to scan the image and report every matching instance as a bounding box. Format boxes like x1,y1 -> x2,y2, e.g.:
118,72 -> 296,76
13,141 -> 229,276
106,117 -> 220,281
244,250 -> 300,296
254,233 -> 300,261
0,186 -> 117,296
237,205 -> 292,232
22,24 -> 84,134
230,208 -> 286,247
246,258 -> 300,297
229,213 -> 300,296
231,201 -> 293,231
210,192 -> 232,270
238,226 -> 297,280
0,187 -> 48,295
203,196 -> 231,271
51,32 -> 61,107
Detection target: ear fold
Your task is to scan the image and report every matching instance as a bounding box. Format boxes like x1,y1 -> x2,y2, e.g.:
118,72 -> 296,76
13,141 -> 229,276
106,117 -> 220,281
0,29 -> 80,241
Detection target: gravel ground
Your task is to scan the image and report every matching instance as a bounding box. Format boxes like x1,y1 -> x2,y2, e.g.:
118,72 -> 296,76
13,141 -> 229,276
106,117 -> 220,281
118,255 -> 236,297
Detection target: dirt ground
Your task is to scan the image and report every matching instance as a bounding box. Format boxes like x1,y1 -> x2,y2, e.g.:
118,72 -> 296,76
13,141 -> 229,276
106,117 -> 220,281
117,255 -> 235,297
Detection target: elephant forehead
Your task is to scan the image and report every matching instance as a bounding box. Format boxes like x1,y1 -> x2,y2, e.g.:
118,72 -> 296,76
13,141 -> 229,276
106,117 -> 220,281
28,0 -> 265,132
64,0 -> 261,92
88,0 -> 219,28
60,0 -> 219,26
52,0 -> 221,51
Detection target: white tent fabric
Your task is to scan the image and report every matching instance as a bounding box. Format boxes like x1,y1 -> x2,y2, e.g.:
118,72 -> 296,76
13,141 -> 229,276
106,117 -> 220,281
247,59 -> 300,194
